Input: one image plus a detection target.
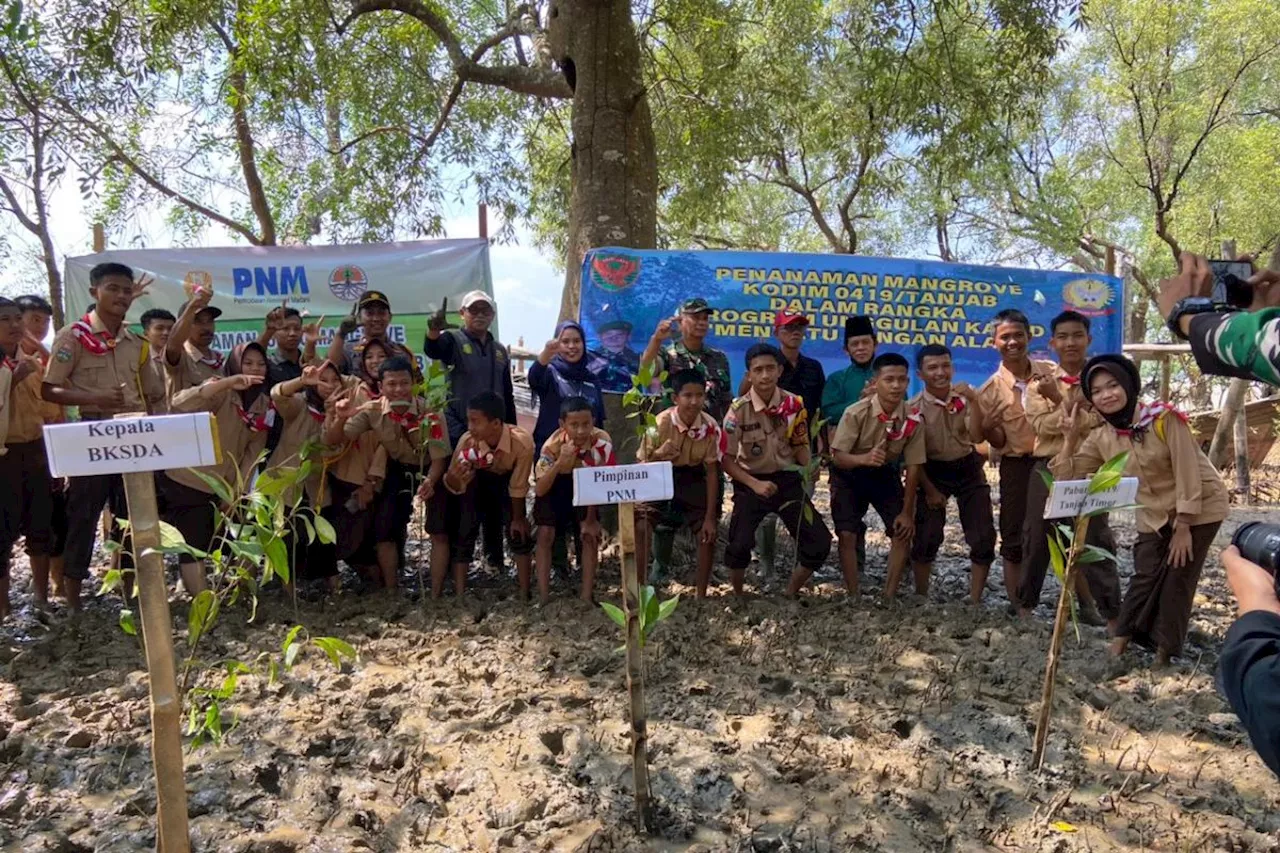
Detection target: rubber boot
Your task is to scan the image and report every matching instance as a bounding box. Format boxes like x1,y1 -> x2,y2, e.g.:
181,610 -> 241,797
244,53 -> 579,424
651,528 -> 675,586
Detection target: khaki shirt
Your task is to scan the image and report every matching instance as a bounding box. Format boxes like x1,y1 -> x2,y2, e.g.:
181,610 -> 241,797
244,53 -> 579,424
147,356 -> 170,415
910,390 -> 974,463
831,395 -> 926,466
1025,367 -> 1102,458
343,396 -> 450,467
8,362 -> 51,444
1050,406 -> 1229,533
536,427 -> 615,481
978,359 -> 1057,459
722,388 -> 809,475
166,342 -> 225,393
638,407 -> 720,468
446,424 -> 535,498
44,311 -> 164,417
0,365 -> 12,451
326,378 -> 388,489
168,382 -> 272,496
267,384 -> 328,505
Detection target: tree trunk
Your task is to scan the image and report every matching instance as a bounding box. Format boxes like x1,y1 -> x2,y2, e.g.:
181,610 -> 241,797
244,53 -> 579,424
548,0 -> 658,323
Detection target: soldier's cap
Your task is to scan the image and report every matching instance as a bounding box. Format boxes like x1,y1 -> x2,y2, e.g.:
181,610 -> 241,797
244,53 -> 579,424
461,290 -> 495,311
597,317 -> 633,333
357,290 -> 391,310
774,311 -> 809,329
681,297 -> 715,315
178,300 -> 223,320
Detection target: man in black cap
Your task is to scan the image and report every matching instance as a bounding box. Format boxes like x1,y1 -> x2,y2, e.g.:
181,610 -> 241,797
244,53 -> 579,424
166,286 -> 231,391
640,297 -> 733,421
329,290 -> 421,384
821,315 -> 879,580
588,308 -> 641,393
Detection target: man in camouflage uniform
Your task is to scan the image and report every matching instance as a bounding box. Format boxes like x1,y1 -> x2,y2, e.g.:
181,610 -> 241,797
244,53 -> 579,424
639,297 -> 732,582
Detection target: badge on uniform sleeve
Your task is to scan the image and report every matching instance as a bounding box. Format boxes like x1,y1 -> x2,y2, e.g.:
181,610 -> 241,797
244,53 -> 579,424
55,347 -> 72,362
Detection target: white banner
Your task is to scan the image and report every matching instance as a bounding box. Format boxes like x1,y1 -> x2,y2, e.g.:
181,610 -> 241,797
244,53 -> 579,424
44,413 -> 220,478
62,238 -> 492,327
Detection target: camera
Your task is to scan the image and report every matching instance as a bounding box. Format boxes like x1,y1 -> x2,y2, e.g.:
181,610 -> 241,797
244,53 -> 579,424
1231,522 -> 1280,594
1210,260 -> 1254,309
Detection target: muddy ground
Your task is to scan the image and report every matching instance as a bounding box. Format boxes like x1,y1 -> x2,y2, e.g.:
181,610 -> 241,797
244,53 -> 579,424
1,484 -> 1278,852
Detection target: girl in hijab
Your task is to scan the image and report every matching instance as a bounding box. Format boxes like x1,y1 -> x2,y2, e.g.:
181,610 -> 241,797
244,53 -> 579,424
1051,354 -> 1228,665
165,341 -> 274,596
360,339 -> 389,399
529,321 -> 606,453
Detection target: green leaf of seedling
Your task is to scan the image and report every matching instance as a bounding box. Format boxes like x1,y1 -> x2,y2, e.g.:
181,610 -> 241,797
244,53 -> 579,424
188,589 -> 218,648
264,535 -> 290,584
99,568 -> 124,595
656,594 -> 680,622
300,514 -> 315,545
284,641 -> 301,670
1038,467 -> 1055,490
190,470 -> 234,505
314,636 -> 357,668
102,539 -> 122,554
282,624 -> 303,656
1047,533 -> 1065,582
1098,450 -> 1130,477
1077,544 -> 1117,565
600,602 -> 626,630
204,703 -> 223,743
119,608 -> 137,636
642,585 -> 660,631
254,469 -> 291,498
1087,469 -> 1121,495
313,514 -> 337,545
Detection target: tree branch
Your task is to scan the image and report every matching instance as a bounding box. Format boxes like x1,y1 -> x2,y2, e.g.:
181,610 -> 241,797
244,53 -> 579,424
0,172 -> 39,235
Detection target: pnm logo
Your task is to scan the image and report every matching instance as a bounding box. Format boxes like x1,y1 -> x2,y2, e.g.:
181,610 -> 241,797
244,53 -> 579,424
329,265 -> 369,301
590,253 -> 641,292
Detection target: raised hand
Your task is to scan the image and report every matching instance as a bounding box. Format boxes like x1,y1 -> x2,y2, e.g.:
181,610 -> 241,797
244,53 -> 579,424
556,440 -> 578,472
652,316 -> 676,340
428,298 -> 452,333
301,315 -> 326,345
132,272 -> 155,300
952,381 -> 978,401
337,315 -> 360,338
229,374 -> 264,392
301,365 -> 321,386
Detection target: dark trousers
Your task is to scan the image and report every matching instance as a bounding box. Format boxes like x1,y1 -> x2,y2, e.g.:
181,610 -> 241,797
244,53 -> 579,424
455,470 -> 533,564
0,439 -> 65,577
725,471 -> 830,572
1017,460 -> 1122,617
1122,521 -> 1221,657
911,452 -> 996,566
997,455 -> 1039,563
64,473 -> 133,581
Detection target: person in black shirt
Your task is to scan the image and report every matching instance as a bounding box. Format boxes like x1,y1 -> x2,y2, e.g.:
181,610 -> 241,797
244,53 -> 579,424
741,311 -> 827,582
1220,544 -> 1280,778
268,307 -> 306,384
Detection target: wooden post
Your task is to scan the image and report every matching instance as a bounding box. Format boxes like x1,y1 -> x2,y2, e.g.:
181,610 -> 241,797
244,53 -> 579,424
478,203 -> 489,240
119,423 -> 191,853
1159,357 -> 1171,401
616,503 -> 650,831
1234,403 -> 1251,502
92,223 -> 105,253
1031,513 -> 1091,770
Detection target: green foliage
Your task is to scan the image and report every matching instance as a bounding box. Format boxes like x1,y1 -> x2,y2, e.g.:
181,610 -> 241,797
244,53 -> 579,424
600,585 -> 680,653
1088,451 -> 1130,495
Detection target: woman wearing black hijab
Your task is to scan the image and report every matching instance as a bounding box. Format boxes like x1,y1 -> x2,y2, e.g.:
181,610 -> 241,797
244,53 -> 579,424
1050,354 -> 1229,665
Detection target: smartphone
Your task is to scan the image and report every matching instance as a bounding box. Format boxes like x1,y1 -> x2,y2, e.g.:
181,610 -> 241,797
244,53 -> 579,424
1209,260 -> 1254,309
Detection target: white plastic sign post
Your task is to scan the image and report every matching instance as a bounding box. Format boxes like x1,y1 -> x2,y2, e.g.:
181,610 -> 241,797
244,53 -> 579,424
43,412 -> 219,478
1044,476 -> 1139,519
572,461 -> 674,507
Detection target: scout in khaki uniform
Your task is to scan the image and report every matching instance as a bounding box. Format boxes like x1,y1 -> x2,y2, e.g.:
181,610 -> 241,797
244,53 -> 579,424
269,360 -> 347,592
829,353 -> 925,599
977,308 -> 1057,605
336,356 -> 450,594
532,397 -> 613,604
908,344 -> 997,604
9,295 -> 67,609
42,262 -> 166,611
165,342 -> 273,596
1053,355 -> 1228,665
318,372 -> 387,586
721,344 -> 831,597
442,391 -> 535,598
140,308 -> 176,415
636,369 -> 721,598
1018,310 -> 1120,628
0,298 -> 25,616
332,290 -> 422,385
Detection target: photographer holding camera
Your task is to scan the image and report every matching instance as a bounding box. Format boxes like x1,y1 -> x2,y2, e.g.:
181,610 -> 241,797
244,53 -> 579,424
1159,251 -> 1280,383
1220,530 -> 1280,778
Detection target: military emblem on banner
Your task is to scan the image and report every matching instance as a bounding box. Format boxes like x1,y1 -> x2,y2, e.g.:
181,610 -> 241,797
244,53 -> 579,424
329,265 -> 369,301
589,252 -> 642,292
1062,278 -> 1114,316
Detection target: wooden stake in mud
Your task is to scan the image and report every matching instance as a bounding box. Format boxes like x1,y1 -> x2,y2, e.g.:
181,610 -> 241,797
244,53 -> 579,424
121,465 -> 191,853
616,502 -> 651,830
1031,514 -> 1090,770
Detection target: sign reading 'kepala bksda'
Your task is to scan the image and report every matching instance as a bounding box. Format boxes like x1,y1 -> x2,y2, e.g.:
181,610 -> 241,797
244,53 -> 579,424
44,413 -> 221,478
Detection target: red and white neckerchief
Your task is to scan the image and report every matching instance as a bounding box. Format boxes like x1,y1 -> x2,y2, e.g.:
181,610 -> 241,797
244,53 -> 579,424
460,445 -> 495,468
1,356 -> 15,372
387,407 -> 422,432
877,407 -> 923,441
1060,374 -> 1081,387
235,404 -> 276,433
575,435 -> 615,467
306,403 -> 326,424
1115,401 -> 1188,441
763,393 -> 804,438
198,349 -> 225,371
686,414 -> 714,442
70,313 -> 114,355
929,393 -> 965,415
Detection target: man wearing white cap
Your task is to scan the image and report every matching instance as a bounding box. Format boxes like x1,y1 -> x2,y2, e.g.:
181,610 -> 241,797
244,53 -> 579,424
425,289 -> 517,570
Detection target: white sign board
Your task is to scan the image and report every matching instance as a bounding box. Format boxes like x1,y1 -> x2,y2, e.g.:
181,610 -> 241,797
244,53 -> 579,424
44,413 -> 220,478
1044,477 -> 1140,519
573,462 -> 674,507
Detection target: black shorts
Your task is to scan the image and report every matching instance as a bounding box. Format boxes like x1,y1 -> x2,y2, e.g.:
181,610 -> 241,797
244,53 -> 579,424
454,469 -> 534,562
533,475 -> 587,532
830,466 -> 903,534
639,465 -> 714,532
373,459 -> 415,544
998,455 -> 1040,563
0,440 -> 64,573
158,474 -> 218,561
322,476 -> 376,566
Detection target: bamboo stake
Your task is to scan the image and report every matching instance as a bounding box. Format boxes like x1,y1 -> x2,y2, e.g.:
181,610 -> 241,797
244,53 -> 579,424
1031,513 -> 1091,770
616,502 -> 651,831
120,456 -> 191,853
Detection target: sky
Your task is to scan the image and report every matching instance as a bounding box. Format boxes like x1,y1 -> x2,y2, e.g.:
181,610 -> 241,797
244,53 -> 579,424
0,169 -> 567,354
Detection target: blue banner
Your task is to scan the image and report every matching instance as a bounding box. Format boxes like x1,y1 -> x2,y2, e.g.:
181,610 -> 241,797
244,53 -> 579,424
578,248 -> 1124,395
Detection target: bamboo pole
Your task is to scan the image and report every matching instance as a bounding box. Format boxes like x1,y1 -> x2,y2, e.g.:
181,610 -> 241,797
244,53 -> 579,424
1031,514 -> 1090,770
119,426 -> 191,853
92,223 -> 105,253
616,502 -> 651,831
